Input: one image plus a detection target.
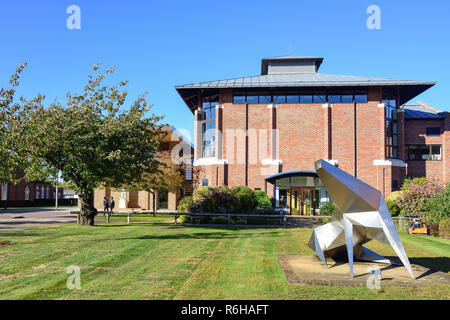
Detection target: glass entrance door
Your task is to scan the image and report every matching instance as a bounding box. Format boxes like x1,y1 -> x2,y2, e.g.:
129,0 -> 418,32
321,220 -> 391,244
289,187 -> 315,215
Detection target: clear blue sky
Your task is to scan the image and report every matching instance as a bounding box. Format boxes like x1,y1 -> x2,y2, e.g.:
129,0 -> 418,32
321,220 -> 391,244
1,0 -> 449,140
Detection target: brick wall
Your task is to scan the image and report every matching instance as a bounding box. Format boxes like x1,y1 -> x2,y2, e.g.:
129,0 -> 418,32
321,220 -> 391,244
404,118 -> 448,184
193,88 -> 448,198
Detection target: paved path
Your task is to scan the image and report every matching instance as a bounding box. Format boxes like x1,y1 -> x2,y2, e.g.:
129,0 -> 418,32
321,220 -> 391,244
0,210 -> 76,233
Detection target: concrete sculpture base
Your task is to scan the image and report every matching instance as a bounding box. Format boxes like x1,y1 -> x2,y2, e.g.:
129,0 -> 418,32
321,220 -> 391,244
278,254 -> 450,287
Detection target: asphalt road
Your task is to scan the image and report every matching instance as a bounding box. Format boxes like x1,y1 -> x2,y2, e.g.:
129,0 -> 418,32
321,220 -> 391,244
0,209 -> 77,232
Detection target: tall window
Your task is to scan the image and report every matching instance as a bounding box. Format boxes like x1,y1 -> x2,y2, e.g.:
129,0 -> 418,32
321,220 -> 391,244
201,101 -> 217,158
25,186 -> 30,201
1,184 -> 7,201
384,98 -> 398,159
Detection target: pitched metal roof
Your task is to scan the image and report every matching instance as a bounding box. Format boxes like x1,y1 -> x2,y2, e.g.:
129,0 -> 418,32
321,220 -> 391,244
401,102 -> 447,119
176,57 -> 437,113
175,72 -> 434,89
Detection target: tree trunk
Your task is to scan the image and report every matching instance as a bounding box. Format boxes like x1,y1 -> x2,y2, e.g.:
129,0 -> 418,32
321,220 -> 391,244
79,190 -> 97,226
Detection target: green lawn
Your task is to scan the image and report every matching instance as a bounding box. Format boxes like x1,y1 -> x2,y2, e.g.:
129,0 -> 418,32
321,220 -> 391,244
0,218 -> 449,300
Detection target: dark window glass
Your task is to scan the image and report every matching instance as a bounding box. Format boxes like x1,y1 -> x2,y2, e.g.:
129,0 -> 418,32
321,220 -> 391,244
431,145 -> 442,160
408,145 -> 442,161
279,189 -> 287,208
341,95 -> 353,103
273,94 -> 286,104
246,95 -> 258,104
420,145 -> 431,160
392,180 -> 399,191
202,179 -> 209,187
286,95 -> 299,103
407,146 -> 419,161
313,95 -> 327,103
299,95 -> 313,103
355,95 -> 368,103
233,95 -> 245,104
328,95 -> 341,103
258,94 -> 272,104
426,127 -> 441,136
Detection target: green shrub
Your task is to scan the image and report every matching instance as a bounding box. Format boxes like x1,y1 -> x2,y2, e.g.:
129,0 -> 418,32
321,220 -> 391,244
179,186 -> 269,224
386,190 -> 402,217
438,217 -> 450,239
253,190 -> 272,207
320,202 -> 334,216
178,214 -> 190,224
190,186 -> 237,213
230,186 -> 258,213
177,196 -> 193,213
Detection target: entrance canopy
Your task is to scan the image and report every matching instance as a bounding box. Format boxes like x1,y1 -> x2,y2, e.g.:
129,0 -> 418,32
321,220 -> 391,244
265,170 -> 318,184
265,170 -> 329,215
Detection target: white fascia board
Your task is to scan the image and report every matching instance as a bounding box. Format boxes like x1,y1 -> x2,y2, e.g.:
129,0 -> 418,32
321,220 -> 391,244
325,159 -> 338,166
373,159 -> 407,167
262,159 -> 282,165
193,158 -> 228,166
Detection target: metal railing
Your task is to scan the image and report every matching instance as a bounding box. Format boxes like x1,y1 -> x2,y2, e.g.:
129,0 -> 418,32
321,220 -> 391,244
70,210 -> 331,226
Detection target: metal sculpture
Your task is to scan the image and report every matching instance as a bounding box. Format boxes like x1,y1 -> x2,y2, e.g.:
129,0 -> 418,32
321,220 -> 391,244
308,159 -> 415,279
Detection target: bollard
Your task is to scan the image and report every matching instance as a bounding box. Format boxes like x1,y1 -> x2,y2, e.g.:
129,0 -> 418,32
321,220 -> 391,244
127,211 -> 130,224
77,212 -> 80,225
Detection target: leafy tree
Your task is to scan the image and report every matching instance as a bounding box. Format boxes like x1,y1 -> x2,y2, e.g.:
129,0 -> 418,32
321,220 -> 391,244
127,150 -> 185,214
22,64 -> 164,225
0,63 -> 28,185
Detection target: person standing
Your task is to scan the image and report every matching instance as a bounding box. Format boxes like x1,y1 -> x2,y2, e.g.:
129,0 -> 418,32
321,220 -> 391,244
103,197 -> 109,216
109,197 -> 115,215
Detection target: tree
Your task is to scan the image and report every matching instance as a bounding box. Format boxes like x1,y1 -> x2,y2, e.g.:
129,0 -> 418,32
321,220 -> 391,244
22,64 -> 164,225
129,150 -> 185,214
0,63 -> 28,184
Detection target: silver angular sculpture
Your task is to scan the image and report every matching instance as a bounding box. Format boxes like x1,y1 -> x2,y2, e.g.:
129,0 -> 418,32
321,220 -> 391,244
308,159 -> 415,279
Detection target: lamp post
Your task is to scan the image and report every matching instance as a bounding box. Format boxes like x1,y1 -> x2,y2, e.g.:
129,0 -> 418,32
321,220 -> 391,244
55,173 -> 59,211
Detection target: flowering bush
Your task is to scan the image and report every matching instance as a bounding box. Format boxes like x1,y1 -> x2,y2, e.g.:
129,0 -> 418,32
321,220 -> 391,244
423,183 -> 450,224
397,178 -> 444,218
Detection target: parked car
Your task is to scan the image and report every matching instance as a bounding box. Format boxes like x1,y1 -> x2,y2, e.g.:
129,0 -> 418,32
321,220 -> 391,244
273,207 -> 289,215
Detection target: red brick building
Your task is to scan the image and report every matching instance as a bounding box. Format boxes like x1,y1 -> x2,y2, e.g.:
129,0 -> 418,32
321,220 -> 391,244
0,173 -> 62,207
176,56 -> 449,215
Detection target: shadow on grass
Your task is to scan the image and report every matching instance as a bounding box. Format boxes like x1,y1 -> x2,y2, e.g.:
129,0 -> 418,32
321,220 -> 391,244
118,230 -> 283,240
409,257 -> 450,274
